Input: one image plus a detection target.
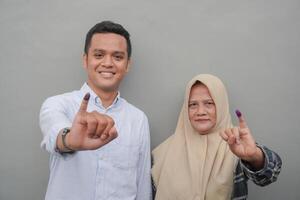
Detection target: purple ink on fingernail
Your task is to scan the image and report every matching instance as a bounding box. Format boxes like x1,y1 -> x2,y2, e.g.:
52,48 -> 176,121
235,109 -> 242,118
84,93 -> 90,101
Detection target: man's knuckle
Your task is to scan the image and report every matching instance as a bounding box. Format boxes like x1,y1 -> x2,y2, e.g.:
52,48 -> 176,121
98,119 -> 107,127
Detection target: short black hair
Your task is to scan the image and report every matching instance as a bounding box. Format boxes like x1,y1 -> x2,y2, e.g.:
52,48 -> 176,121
84,21 -> 132,58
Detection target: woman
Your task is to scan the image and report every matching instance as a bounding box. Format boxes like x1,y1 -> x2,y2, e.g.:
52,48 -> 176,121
151,74 -> 281,200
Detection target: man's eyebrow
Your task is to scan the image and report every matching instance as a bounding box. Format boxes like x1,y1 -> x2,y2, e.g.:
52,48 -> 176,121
92,49 -> 125,54
92,49 -> 104,52
112,51 -> 126,55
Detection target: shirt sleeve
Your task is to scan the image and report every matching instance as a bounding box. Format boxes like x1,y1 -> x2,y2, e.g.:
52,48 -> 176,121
240,144 -> 282,186
151,163 -> 157,200
39,96 -> 72,154
136,114 -> 152,200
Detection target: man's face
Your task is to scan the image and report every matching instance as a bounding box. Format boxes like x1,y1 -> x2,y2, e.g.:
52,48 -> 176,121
83,33 -> 130,93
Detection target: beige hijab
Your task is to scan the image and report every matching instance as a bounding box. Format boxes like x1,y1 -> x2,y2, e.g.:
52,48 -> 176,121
152,74 -> 238,200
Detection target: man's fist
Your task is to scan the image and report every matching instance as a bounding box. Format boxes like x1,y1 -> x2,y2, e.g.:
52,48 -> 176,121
57,93 -> 118,152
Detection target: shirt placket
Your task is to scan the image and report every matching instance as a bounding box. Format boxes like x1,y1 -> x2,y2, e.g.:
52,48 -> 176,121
93,98 -> 116,200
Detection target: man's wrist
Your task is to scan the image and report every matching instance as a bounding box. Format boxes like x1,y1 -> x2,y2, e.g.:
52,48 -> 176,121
62,128 -> 75,152
56,128 -> 75,153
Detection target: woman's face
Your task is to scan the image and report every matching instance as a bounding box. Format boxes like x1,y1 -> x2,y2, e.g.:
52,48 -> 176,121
188,83 -> 217,134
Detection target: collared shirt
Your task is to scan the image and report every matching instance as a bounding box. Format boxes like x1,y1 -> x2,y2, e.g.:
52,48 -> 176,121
152,144 -> 282,200
40,83 -> 152,200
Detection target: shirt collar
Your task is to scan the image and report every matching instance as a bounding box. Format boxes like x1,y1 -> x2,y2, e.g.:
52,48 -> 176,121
80,82 -> 121,109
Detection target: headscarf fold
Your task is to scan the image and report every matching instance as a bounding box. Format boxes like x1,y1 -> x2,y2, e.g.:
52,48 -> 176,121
152,74 -> 238,200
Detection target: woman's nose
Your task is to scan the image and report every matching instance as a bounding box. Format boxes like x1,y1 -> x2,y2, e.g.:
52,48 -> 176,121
196,105 -> 206,115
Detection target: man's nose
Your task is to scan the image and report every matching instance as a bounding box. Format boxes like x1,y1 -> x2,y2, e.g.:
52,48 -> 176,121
101,55 -> 113,67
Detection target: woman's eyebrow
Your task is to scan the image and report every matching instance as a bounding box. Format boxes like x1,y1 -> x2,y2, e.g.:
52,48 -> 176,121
188,100 -> 198,103
204,98 -> 214,101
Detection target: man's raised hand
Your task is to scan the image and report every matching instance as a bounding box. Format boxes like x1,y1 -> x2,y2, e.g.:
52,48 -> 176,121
65,93 -> 118,151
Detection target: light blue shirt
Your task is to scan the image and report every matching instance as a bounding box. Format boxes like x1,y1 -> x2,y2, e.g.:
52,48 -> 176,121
39,83 -> 152,200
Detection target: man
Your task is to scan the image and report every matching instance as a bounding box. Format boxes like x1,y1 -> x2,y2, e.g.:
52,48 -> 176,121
40,21 -> 152,200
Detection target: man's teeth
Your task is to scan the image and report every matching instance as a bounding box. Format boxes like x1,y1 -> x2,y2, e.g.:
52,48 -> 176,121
99,72 -> 114,77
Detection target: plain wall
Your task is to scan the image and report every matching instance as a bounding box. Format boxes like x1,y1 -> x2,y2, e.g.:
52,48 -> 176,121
0,0 -> 299,199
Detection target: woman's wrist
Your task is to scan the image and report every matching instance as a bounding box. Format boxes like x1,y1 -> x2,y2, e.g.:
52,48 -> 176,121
243,146 -> 265,170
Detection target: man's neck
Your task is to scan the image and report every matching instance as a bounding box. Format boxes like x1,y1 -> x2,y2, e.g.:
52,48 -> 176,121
87,82 -> 118,108
98,91 -> 118,108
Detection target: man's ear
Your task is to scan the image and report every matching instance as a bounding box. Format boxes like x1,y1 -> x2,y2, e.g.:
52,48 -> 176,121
126,59 -> 131,73
82,53 -> 88,70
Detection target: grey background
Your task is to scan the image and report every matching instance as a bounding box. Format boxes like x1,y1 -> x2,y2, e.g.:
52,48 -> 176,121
0,0 -> 299,199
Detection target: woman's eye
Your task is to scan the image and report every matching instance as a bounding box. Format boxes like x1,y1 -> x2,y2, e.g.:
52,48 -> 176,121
188,103 -> 197,108
205,101 -> 215,106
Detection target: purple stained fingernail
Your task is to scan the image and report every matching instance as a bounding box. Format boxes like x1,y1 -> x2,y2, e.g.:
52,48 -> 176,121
84,93 -> 90,101
235,109 -> 242,118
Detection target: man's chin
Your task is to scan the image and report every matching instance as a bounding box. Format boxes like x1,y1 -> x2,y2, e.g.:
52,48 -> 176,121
98,84 -> 118,92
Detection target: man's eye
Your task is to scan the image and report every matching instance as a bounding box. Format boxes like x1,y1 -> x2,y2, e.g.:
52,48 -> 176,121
114,55 -> 124,60
94,54 -> 103,58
